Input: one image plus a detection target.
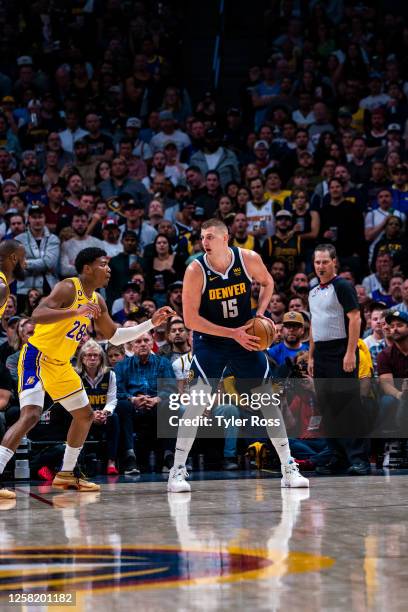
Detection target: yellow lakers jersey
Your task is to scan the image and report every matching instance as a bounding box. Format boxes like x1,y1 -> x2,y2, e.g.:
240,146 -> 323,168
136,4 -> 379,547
29,277 -> 98,362
0,271 -> 10,320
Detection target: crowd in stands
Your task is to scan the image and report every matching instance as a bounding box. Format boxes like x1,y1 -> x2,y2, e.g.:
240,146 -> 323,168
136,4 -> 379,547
0,1 -> 408,477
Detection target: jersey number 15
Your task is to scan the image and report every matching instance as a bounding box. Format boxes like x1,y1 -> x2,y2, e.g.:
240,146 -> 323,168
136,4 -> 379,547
221,299 -> 238,318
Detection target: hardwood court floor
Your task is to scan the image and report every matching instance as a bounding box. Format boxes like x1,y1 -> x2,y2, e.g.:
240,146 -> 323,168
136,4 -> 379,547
0,470 -> 407,611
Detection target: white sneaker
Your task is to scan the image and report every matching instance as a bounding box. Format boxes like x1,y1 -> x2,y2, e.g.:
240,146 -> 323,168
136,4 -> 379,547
281,459 -> 310,488
167,465 -> 191,493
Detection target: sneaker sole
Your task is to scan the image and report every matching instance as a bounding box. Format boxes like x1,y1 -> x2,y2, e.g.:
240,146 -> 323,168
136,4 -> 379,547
52,482 -> 100,492
281,479 -> 310,488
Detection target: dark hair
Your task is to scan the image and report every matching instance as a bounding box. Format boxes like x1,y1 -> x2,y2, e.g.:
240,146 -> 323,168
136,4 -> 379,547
153,233 -> 171,256
206,170 -> 220,180
0,238 -> 23,258
75,247 -> 107,273
314,243 -> 337,259
72,210 -> 88,220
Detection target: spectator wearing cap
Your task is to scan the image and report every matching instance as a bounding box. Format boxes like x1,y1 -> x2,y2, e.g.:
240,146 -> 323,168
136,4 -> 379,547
359,73 -> 391,112
377,310 -> 408,432
21,167 -> 48,207
60,210 -> 104,277
15,205 -> 60,297
190,127 -> 240,189
150,111 -> 191,154
145,234 -> 185,307
391,278 -> 408,315
261,209 -> 302,272
252,140 -> 276,175
389,163 -> 408,214
83,113 -> 114,162
376,123 -> 405,162
118,196 -> 157,253
123,118 -> 153,161
113,282 -> 143,324
72,139 -> 99,189
163,141 -> 187,186
98,156 -> 149,208
267,311 -> 308,369
101,218 -> 123,257
167,281 -> 183,318
58,111 -> 89,154
118,139 -> 147,181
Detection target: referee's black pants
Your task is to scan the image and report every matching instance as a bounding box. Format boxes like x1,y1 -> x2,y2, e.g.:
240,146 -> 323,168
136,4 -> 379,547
314,339 -> 370,466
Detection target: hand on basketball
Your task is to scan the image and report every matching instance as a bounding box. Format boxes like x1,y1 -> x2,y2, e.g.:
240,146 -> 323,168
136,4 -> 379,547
152,306 -> 177,326
77,302 -> 101,320
235,324 -> 261,351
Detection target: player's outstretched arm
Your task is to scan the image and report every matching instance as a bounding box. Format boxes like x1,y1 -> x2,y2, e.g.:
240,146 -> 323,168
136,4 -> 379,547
94,295 -> 176,344
183,262 -> 260,350
31,280 -> 101,324
242,250 -> 274,316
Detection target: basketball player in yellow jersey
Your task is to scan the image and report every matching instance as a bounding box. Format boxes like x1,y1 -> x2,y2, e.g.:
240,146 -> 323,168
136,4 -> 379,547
0,240 -> 26,319
0,247 -> 175,498
0,240 -> 27,500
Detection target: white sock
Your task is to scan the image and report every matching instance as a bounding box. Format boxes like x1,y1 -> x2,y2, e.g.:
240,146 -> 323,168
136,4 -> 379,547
272,438 -> 291,464
259,401 -> 291,464
0,445 -> 14,475
60,445 -> 83,472
173,401 -> 206,467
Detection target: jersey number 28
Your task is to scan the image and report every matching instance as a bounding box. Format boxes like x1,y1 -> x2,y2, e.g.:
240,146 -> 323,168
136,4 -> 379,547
66,320 -> 88,341
221,299 -> 238,318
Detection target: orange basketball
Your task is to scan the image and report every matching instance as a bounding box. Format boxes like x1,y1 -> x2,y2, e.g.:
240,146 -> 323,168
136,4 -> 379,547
245,317 -> 275,350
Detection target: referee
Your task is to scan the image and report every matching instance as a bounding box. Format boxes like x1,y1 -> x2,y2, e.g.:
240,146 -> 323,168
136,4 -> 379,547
308,244 -> 370,475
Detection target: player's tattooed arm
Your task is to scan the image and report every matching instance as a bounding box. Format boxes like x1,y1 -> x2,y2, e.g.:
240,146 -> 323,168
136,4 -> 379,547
241,250 -> 274,317
31,279 -> 100,324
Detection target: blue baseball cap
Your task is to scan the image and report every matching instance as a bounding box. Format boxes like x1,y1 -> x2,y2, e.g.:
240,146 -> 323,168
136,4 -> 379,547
385,310 -> 408,324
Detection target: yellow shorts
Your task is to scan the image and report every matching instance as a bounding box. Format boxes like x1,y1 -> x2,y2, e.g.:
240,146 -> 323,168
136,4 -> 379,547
18,343 -> 88,411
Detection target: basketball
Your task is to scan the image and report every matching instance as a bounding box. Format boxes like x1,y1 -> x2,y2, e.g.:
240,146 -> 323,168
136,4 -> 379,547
245,317 -> 275,350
